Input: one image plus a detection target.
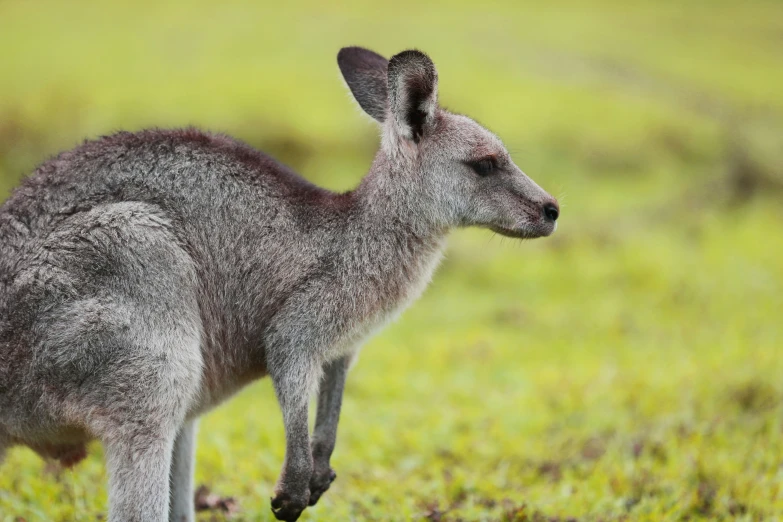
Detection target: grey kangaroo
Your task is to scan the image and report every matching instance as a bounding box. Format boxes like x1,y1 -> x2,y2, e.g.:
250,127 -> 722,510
0,47 -> 558,521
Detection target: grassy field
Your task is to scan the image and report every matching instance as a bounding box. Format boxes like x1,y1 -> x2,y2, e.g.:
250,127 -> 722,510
1,1 -> 782,520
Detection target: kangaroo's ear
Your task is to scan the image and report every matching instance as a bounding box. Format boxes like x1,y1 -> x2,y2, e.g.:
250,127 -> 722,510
387,50 -> 438,143
338,47 -> 389,123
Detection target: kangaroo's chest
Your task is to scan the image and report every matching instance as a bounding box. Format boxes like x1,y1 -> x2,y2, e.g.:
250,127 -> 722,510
189,236 -> 445,415
324,239 -> 446,359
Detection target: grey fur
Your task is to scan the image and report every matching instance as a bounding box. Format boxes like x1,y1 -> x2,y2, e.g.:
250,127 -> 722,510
0,47 -> 558,521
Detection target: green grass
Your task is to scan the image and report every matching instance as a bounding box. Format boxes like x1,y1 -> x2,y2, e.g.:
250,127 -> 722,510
1,1 -> 782,520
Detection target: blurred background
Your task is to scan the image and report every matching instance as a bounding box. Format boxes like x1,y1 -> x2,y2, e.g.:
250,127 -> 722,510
0,1 -> 781,520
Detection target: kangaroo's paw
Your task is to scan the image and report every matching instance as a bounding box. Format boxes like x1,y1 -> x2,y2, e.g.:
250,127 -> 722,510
271,489 -> 310,522
308,465 -> 337,506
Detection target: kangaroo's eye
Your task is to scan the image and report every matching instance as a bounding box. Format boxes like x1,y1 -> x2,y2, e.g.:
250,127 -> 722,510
467,157 -> 496,176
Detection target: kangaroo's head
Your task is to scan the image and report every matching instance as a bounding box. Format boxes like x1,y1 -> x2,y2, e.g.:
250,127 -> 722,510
338,46 -> 559,239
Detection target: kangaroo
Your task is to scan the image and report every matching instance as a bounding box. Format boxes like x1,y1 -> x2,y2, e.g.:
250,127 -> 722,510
0,47 -> 558,521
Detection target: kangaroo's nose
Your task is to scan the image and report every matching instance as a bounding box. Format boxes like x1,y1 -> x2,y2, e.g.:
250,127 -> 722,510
543,202 -> 559,222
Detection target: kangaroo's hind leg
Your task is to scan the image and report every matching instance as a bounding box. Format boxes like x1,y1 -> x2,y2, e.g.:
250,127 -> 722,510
23,202 -> 206,521
103,428 -> 177,522
49,306 -> 203,522
81,313 -> 201,522
65,312 -> 202,522
169,420 -> 198,522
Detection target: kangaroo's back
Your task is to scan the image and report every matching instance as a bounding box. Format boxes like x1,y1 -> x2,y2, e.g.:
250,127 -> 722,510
0,128 -> 341,307
0,128 -> 329,265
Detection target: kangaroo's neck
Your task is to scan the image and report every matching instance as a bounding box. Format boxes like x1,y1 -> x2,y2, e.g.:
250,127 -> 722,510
350,151 -> 446,241
328,152 -> 448,312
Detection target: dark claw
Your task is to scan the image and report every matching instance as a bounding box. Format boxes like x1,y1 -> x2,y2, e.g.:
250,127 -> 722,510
271,492 -> 306,522
270,494 -> 286,510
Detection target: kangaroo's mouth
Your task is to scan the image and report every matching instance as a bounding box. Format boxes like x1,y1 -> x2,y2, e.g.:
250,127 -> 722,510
489,221 -> 556,239
490,225 -> 538,239
487,198 -> 559,240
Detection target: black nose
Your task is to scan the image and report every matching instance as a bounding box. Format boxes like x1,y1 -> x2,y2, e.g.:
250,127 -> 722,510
543,202 -> 559,222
